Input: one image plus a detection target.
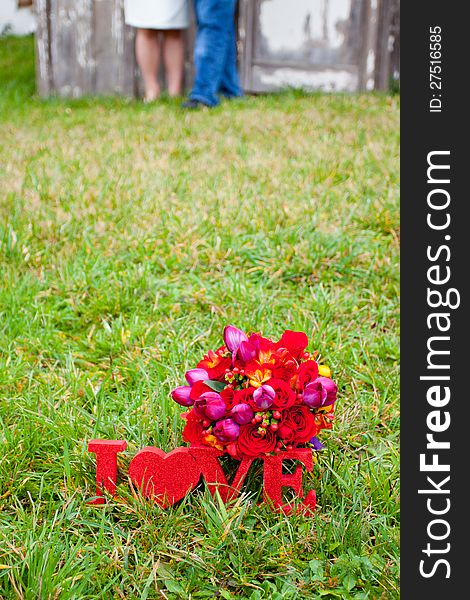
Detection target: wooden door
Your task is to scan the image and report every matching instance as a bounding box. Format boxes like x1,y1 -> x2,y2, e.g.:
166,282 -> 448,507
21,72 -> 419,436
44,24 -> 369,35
238,0 -> 382,92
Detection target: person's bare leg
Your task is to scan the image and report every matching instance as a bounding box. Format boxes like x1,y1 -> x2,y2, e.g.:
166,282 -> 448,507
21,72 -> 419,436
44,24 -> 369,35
135,28 -> 161,101
163,30 -> 185,97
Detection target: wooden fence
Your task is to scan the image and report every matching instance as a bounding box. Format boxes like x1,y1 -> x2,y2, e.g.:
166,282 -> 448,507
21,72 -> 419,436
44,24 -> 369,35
34,0 -> 400,98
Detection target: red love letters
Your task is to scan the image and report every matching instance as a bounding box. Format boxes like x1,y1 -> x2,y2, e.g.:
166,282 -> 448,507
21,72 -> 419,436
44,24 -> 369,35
87,440 -> 316,514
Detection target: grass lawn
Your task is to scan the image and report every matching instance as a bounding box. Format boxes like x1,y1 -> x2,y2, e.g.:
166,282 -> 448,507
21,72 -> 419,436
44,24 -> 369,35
0,35 -> 400,599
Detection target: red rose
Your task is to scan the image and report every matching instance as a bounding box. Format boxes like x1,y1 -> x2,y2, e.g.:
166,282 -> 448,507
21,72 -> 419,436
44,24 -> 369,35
237,423 -> 277,457
279,405 -> 318,444
221,386 -> 235,409
267,378 -> 296,410
278,330 -> 308,360
181,410 -> 204,444
296,360 -> 319,391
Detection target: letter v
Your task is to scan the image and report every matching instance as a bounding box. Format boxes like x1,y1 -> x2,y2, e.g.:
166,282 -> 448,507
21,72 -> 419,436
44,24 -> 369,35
189,447 -> 254,502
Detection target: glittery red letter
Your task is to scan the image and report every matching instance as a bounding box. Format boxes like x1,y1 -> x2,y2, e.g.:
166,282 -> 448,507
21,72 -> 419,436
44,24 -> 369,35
88,439 -> 127,504
263,449 -> 316,514
190,447 -> 254,502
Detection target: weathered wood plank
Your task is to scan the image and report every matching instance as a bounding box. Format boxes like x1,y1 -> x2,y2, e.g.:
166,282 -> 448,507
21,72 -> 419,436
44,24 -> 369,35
34,0 -> 52,96
388,0 -> 400,89
358,0 -> 379,90
238,0 -> 254,91
373,0 -> 399,90
75,0 -> 95,93
49,0 -> 94,97
94,0 -> 135,96
374,0 -> 391,89
183,2 -> 196,92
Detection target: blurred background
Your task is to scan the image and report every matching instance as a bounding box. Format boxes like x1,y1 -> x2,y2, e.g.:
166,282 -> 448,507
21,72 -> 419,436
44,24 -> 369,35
1,0 -> 36,35
1,0 -> 399,98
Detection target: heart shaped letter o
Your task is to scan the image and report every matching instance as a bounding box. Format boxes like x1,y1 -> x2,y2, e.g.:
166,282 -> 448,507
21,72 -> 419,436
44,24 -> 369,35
128,447 -> 202,508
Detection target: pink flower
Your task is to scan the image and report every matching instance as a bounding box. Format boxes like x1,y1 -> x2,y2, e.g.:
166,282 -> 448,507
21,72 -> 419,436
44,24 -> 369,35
185,368 -> 209,386
213,418 -> 240,442
231,403 -> 254,425
303,377 -> 337,408
237,340 -> 257,362
194,391 -> 226,420
223,325 -> 248,354
253,384 -> 275,410
171,386 -> 194,407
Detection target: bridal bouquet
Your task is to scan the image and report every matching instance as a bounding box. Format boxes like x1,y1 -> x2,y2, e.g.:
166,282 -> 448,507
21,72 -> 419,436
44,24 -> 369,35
171,326 -> 337,459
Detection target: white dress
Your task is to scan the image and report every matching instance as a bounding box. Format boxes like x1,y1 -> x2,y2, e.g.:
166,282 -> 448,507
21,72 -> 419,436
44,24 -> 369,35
124,0 -> 189,30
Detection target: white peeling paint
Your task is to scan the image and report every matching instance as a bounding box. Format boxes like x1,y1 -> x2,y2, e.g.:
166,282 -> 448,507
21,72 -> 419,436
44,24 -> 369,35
366,49 -> 375,77
76,2 -> 94,69
37,41 -> 47,79
58,7 -> 73,28
35,0 -> 49,82
259,0 -> 352,53
258,67 -> 358,92
112,3 -> 125,56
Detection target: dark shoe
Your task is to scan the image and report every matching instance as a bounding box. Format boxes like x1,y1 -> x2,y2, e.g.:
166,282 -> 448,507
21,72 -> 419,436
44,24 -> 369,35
182,99 -> 209,110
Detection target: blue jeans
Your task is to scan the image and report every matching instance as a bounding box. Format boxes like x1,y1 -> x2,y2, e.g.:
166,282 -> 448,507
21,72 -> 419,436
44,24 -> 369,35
190,0 -> 242,106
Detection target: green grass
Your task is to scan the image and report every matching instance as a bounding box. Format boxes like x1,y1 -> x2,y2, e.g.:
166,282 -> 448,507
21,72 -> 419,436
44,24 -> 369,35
0,35 -> 399,599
